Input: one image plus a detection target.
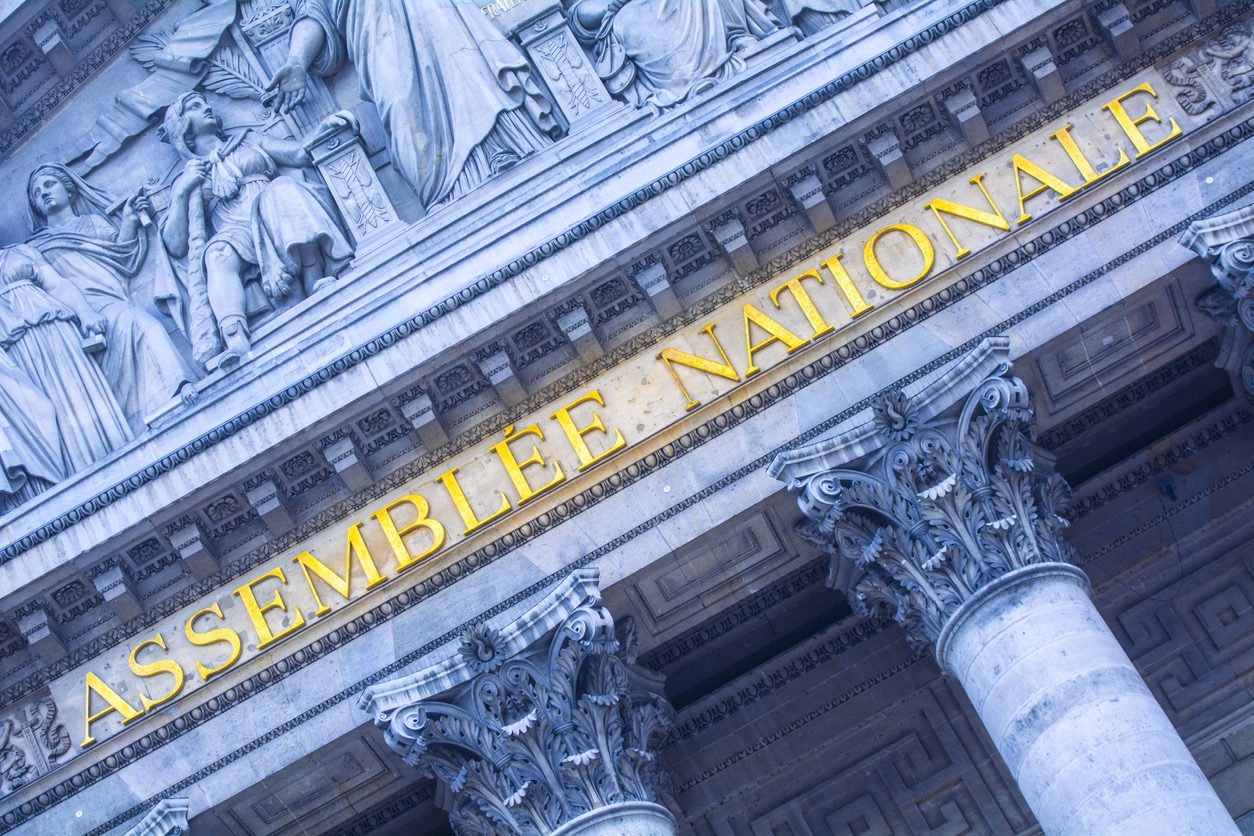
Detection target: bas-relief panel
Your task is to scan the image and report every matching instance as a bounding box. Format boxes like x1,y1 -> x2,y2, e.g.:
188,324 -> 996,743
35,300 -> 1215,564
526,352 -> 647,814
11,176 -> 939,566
0,0 -> 862,517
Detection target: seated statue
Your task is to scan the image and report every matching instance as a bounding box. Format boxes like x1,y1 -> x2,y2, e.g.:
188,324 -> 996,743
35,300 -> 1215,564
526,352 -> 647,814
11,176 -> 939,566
0,245 -> 132,479
770,0 -> 868,37
158,91 -> 354,369
27,163 -> 198,430
566,0 -> 781,108
265,0 -> 560,212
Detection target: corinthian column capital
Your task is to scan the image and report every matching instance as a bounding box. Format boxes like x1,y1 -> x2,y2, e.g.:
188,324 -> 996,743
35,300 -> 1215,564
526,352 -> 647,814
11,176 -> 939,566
358,569 -> 675,836
1180,203 -> 1254,395
770,338 -> 1073,650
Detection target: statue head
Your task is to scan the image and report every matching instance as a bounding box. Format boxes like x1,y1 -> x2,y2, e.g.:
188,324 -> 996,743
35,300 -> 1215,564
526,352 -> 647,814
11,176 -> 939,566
26,163 -> 114,231
159,91 -> 224,159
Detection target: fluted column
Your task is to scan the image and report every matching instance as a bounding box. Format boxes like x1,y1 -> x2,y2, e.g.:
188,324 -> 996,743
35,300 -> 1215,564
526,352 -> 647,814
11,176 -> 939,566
1180,204 -> 1254,396
769,339 -> 1237,836
359,569 -> 675,836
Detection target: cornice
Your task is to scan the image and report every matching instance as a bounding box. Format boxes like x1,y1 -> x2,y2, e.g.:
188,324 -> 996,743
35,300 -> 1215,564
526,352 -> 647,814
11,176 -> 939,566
0,0 -> 180,159
0,1 -> 1245,653
4,122 -> 1251,833
0,0 -> 1165,565
4,93 -> 1249,717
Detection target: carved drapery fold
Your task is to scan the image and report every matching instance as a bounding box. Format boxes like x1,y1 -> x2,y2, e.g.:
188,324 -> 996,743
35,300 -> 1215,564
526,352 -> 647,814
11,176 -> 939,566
1180,203 -> 1254,396
772,341 -> 1074,650
359,569 -> 673,836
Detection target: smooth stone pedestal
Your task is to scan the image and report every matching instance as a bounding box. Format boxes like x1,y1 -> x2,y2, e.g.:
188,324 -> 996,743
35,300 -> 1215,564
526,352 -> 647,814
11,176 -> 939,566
549,802 -> 677,836
937,563 -> 1238,836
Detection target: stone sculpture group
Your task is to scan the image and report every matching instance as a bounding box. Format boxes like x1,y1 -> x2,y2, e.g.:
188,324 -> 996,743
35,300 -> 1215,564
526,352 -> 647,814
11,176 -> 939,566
0,0 -> 865,510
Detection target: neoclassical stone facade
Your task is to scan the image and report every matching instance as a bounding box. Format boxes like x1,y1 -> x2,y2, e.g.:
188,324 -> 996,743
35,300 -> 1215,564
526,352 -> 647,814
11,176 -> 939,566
0,0 -> 1251,834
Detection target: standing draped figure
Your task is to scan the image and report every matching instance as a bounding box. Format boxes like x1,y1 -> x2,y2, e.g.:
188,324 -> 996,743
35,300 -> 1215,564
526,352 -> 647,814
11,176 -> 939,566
266,0 -> 560,210
0,245 -> 132,476
27,163 -> 197,430
0,350 -> 67,511
566,0 -> 780,108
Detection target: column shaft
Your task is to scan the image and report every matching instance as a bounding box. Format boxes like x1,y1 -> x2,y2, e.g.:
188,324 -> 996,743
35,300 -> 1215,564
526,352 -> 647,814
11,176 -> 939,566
937,564 -> 1236,836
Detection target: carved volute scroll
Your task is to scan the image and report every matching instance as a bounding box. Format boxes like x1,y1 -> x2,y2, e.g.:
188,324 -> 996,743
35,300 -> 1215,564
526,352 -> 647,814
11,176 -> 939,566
1181,203 -> 1254,396
359,569 -> 674,835
774,351 -> 1075,651
0,696 -> 71,799
122,797 -> 190,836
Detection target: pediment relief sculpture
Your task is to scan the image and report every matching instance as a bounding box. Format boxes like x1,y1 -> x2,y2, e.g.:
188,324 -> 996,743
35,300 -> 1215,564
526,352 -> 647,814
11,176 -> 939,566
157,91 -> 354,369
771,0 -> 870,37
565,0 -> 783,108
26,164 -> 199,430
268,0 -> 563,211
0,244 -> 133,513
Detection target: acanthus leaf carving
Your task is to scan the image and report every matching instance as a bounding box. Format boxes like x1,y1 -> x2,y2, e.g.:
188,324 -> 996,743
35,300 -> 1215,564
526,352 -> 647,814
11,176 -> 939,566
364,572 -> 673,835
792,373 -> 1075,651
1180,203 -> 1254,396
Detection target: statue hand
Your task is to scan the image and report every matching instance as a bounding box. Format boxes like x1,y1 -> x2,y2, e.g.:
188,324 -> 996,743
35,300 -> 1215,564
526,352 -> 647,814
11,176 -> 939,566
174,160 -> 208,198
266,61 -> 309,113
315,110 -> 359,136
125,193 -> 153,220
81,315 -> 106,337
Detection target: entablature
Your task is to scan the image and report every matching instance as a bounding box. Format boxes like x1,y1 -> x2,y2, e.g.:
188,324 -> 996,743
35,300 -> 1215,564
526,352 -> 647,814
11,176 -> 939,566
0,0 -> 1252,824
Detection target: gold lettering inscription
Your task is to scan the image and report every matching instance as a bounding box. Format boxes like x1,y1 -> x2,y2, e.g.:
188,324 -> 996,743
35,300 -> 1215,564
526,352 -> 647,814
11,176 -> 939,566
864,224 -> 936,289
1102,82 -> 1182,158
818,253 -> 874,318
491,423 -> 567,506
924,174 -> 1011,259
657,324 -> 741,411
128,634 -> 186,713
1050,123 -> 1130,186
1011,153 -> 1080,224
233,568 -> 307,650
770,270 -> 836,339
82,672 -> 141,747
294,523 -> 387,618
436,467 -> 512,535
372,495 -> 447,572
743,303 -> 808,376
184,602 -> 243,681
552,390 -> 628,472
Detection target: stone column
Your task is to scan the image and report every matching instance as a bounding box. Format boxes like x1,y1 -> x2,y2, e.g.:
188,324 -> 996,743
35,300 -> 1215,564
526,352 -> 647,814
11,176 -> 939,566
769,338 -> 1237,836
1180,203 -> 1254,396
359,568 -> 676,836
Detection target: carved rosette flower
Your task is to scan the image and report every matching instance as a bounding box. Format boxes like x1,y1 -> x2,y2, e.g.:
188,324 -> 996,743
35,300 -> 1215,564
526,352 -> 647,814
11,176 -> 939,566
378,608 -> 673,835
872,389 -> 919,442
459,623 -> 505,674
795,374 -> 1075,651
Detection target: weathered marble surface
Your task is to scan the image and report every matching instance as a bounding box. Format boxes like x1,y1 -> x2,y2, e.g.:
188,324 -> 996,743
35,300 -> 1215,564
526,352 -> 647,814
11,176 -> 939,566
0,0 -> 1251,833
